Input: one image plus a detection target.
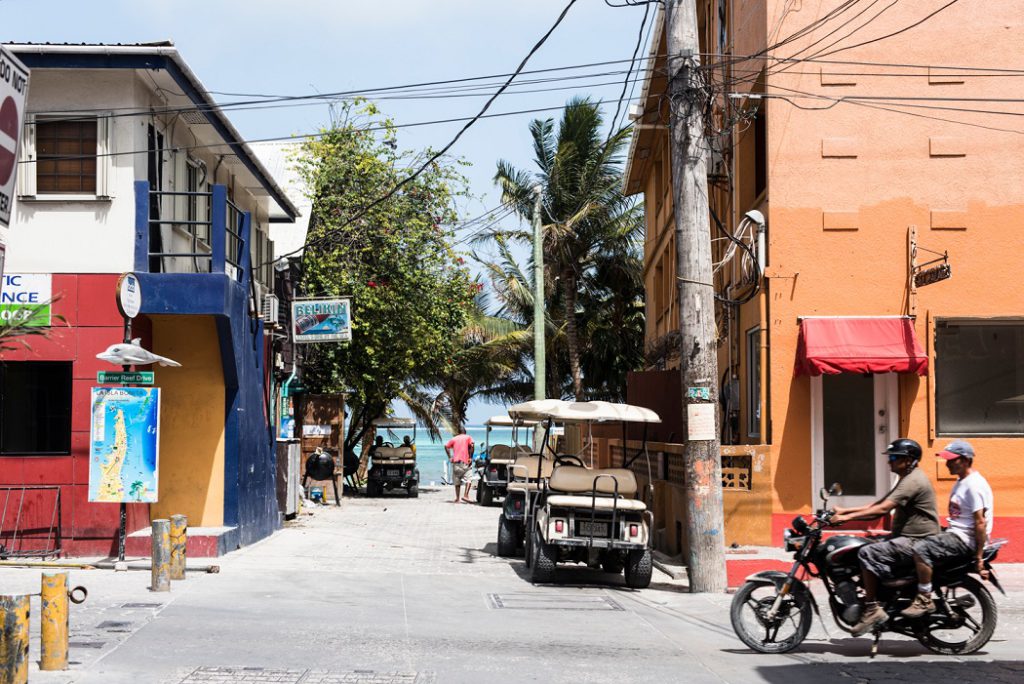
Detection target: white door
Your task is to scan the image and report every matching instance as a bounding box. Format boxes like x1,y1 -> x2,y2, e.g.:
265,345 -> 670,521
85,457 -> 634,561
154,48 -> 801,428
811,373 -> 898,508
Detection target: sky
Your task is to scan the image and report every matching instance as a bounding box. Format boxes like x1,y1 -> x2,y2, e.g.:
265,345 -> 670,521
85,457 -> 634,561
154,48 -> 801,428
1,0 -> 655,425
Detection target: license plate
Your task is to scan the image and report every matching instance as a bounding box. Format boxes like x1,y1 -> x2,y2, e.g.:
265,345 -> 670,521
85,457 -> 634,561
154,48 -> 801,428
578,521 -> 609,537
386,469 -> 401,477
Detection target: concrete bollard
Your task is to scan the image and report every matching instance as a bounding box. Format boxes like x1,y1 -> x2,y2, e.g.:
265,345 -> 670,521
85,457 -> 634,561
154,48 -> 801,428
0,594 -> 30,684
169,514 -> 188,581
40,572 -> 69,671
151,519 -> 171,592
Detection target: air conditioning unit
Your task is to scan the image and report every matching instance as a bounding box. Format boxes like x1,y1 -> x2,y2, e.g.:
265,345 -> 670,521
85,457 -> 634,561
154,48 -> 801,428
261,293 -> 281,327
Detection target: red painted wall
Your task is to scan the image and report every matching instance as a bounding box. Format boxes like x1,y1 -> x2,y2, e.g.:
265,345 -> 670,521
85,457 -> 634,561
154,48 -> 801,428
1,274 -> 150,556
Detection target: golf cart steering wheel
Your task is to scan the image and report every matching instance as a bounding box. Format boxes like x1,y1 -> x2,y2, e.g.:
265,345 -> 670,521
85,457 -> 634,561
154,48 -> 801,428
383,442 -> 395,448
555,455 -> 586,467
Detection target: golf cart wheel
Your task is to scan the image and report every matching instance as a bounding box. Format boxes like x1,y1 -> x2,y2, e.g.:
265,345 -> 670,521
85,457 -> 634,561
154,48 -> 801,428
602,553 -> 625,574
408,483 -> 419,498
624,549 -> 653,589
481,484 -> 494,507
476,480 -> 484,503
366,480 -> 381,497
497,514 -> 517,557
529,528 -> 556,584
523,523 -> 533,567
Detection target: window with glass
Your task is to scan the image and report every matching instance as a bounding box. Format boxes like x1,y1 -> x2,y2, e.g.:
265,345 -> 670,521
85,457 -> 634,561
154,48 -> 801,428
0,362 -> 73,454
35,118 -> 98,194
935,319 -> 1024,435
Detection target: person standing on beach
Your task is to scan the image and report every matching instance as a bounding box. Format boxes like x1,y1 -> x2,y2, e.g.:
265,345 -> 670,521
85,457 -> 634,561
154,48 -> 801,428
444,429 -> 474,503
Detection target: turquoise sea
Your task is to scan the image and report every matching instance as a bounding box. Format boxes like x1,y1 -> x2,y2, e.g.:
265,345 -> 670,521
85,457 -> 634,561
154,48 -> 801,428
359,426 -> 533,485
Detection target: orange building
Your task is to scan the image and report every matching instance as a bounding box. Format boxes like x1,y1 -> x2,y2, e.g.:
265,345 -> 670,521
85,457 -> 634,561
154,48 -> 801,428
624,2 -> 1024,561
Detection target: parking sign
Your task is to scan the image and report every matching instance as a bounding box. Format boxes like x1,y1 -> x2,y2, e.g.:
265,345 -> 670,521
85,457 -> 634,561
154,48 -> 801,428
0,47 -> 30,228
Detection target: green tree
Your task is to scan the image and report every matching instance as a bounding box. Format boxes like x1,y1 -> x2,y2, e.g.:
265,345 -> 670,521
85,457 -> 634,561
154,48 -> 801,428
491,97 -> 644,400
296,102 -> 475,454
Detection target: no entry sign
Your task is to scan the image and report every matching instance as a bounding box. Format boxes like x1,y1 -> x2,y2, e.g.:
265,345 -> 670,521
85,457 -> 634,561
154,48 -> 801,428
0,47 -> 30,228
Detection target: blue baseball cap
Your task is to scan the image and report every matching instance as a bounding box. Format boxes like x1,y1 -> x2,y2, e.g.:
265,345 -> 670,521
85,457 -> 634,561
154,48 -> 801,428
937,440 -> 975,461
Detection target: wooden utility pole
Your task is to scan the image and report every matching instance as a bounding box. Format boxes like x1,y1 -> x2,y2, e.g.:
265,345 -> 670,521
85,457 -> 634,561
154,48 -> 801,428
665,0 -> 727,593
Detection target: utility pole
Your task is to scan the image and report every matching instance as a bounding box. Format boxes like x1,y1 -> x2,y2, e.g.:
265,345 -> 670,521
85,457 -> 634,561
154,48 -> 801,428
665,0 -> 727,593
532,185 -> 546,400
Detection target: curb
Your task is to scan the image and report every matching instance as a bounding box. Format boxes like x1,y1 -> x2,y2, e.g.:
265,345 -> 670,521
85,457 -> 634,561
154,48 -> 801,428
652,550 -> 688,581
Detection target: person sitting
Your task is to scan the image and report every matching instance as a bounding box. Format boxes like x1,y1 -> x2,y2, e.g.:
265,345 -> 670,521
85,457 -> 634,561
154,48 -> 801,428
901,440 -> 994,618
401,435 -> 416,456
830,438 -> 940,636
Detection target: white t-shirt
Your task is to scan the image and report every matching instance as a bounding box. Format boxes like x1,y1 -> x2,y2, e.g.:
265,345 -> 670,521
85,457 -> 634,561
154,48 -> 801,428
947,471 -> 994,549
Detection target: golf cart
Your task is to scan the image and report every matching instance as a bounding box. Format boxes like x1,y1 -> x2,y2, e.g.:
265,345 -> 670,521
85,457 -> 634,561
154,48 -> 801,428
476,414 -> 536,507
496,400 -> 569,557
366,417 -> 420,497
524,401 -> 661,588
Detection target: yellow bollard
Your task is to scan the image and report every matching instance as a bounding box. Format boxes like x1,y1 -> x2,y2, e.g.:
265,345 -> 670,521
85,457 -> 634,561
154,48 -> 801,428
40,572 -> 69,671
151,519 -> 171,592
169,514 -> 188,581
0,593 -> 30,684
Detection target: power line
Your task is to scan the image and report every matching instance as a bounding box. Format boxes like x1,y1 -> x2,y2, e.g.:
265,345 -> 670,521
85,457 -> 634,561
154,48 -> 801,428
608,0 -> 653,136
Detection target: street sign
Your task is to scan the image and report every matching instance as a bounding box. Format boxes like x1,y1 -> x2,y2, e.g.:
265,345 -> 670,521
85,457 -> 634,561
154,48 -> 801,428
0,47 -> 30,228
97,371 -> 154,385
116,272 -> 142,319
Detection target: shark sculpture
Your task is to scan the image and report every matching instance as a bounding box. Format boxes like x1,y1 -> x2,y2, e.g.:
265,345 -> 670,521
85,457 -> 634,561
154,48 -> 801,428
96,339 -> 181,367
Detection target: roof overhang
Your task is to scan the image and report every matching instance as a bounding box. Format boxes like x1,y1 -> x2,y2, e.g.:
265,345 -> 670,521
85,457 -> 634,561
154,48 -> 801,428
623,6 -> 667,197
8,43 -> 298,222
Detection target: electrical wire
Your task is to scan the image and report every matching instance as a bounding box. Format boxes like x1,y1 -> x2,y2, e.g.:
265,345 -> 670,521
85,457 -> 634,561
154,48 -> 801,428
607,0 -> 653,137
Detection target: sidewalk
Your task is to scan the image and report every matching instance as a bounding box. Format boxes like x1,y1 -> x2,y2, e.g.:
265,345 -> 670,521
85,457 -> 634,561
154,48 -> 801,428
2,487 -> 1022,683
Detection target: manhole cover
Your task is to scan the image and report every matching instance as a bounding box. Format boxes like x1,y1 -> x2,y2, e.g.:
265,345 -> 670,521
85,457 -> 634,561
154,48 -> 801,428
487,593 -> 624,611
69,641 -> 106,649
97,621 -> 133,632
121,602 -> 163,609
180,668 -> 430,683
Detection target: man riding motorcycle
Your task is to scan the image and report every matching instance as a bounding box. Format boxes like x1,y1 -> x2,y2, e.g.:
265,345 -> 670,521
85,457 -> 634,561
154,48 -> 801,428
830,438 -> 940,636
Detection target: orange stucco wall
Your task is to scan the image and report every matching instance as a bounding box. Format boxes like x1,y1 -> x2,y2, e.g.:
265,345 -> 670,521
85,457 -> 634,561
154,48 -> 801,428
629,1 -> 1024,555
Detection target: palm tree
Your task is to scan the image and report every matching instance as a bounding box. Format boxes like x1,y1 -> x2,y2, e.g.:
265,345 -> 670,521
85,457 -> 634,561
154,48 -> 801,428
493,97 -> 642,400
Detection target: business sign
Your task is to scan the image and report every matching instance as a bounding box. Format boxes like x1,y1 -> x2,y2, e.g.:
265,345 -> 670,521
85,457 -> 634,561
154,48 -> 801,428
0,47 -> 30,228
89,387 -> 160,503
291,297 -> 351,344
0,273 -> 50,325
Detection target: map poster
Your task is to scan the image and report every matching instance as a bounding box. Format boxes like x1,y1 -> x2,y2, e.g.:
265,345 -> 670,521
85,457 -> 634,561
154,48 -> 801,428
88,387 -> 160,503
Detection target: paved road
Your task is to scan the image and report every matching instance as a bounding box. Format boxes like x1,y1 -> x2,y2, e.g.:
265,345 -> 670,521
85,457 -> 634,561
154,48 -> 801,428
7,488 -> 1024,683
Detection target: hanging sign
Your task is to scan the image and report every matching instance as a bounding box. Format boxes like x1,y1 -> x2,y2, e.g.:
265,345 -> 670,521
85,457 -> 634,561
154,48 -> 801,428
0,272 -> 50,325
291,297 -> 351,344
0,47 -> 30,228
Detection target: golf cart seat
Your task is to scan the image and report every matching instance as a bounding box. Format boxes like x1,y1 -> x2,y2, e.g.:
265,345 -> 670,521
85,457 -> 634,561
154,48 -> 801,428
372,446 -> 415,465
508,455 -> 554,482
488,444 -> 531,464
545,466 -> 645,511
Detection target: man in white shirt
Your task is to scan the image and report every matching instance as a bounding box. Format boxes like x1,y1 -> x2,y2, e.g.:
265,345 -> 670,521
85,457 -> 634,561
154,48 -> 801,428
902,440 -> 994,618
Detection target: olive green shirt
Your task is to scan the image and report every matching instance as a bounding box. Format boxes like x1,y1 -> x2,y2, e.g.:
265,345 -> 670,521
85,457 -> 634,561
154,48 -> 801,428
887,467 -> 940,538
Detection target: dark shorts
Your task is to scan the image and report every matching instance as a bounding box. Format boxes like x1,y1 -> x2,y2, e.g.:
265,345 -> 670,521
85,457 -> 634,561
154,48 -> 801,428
858,536 -> 922,580
913,530 -> 973,568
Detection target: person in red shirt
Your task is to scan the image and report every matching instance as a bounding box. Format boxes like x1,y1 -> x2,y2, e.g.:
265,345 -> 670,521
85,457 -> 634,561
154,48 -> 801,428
444,429 -> 475,503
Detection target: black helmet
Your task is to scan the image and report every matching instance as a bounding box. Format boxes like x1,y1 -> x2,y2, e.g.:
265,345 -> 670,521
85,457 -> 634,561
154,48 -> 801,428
883,438 -> 922,461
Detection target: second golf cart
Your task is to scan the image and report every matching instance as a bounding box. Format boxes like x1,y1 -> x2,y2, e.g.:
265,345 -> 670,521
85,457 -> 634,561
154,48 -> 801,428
366,417 -> 420,497
476,414 -> 535,507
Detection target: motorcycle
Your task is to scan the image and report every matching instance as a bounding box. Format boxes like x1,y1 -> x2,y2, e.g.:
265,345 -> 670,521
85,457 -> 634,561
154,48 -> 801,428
730,483 -> 1007,655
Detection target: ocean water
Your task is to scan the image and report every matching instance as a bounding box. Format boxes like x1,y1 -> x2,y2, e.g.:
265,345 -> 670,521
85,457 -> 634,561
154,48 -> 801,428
360,426 -> 532,485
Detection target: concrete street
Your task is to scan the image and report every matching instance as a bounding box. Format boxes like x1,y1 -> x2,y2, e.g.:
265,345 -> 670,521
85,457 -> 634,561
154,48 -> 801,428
5,488 -> 1024,684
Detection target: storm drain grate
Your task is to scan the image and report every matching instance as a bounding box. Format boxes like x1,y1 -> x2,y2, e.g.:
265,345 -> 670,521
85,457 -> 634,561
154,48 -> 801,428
97,621 -> 133,632
179,668 -> 431,683
68,641 -> 106,649
486,592 -> 624,611
121,602 -> 163,609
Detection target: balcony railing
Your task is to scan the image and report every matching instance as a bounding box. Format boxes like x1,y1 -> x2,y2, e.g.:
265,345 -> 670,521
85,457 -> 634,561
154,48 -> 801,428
134,181 -> 251,282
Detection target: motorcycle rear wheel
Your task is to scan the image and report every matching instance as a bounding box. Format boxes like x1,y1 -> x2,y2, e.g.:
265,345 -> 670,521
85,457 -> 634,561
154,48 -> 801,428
730,581 -> 813,654
916,576 -> 997,655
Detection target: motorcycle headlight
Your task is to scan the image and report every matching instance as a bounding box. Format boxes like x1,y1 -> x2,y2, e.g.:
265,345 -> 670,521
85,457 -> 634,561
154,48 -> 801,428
791,516 -> 810,534
783,528 -> 806,552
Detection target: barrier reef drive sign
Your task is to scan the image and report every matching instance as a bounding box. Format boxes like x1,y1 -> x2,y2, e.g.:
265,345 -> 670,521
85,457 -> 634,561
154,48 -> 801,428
89,387 -> 160,503
0,47 -> 30,228
292,297 -> 351,344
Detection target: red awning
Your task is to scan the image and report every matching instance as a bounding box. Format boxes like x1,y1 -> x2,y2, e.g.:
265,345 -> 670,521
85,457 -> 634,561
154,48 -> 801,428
795,317 -> 928,376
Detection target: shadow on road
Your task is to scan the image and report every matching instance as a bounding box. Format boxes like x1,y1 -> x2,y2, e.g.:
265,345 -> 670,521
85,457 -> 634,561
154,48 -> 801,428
755,660 -> 1022,684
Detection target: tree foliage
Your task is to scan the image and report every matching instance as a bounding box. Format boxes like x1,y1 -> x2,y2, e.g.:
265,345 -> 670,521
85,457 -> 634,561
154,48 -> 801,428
296,102 -> 475,451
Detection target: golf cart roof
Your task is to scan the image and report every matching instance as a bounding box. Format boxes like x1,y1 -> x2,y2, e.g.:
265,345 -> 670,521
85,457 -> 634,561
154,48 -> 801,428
509,400 -> 661,424
371,417 -> 417,428
485,414 -> 539,427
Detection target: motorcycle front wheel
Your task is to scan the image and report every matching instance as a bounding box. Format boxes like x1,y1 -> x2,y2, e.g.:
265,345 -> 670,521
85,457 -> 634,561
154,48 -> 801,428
916,576 -> 997,655
730,581 -> 813,654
